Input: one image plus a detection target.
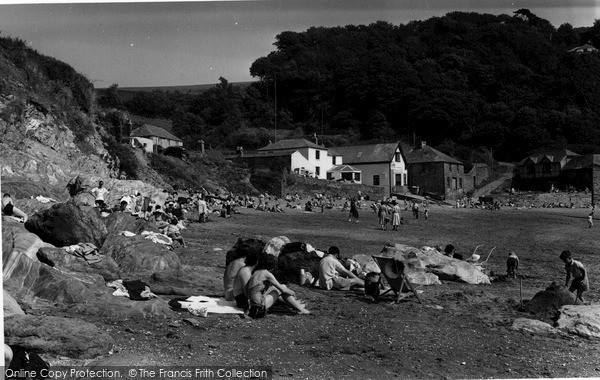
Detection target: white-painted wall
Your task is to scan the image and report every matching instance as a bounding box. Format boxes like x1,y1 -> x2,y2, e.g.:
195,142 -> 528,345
131,137 -> 154,153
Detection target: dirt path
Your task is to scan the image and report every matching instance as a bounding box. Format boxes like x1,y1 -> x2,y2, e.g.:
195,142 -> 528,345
472,163 -> 514,199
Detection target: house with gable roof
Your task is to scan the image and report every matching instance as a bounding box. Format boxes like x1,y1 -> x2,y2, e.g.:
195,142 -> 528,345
129,124 -> 183,154
253,138 -> 340,180
404,142 -> 485,199
513,149 -> 579,190
332,142 -> 408,197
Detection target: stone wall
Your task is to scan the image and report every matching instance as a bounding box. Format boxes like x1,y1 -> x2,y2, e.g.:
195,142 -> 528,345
283,176 -> 385,200
593,165 -> 600,207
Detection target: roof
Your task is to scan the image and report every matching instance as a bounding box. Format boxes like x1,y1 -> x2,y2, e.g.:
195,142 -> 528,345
257,138 -> 326,151
130,124 -> 182,142
405,145 -> 463,165
519,149 -> 579,165
327,164 -> 361,173
333,143 -> 403,164
562,154 -> 600,170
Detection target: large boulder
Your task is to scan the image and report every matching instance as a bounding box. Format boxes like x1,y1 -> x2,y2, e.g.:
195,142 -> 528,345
3,223 -> 54,260
556,305 -> 600,339
99,233 -> 181,275
380,244 -> 490,284
24,202 -> 108,247
525,282 -> 576,319
103,212 -> 159,235
263,236 -> 291,258
37,246 -> 121,281
5,315 -> 113,358
275,242 -> 323,284
4,290 -> 25,317
4,230 -> 107,305
351,253 -> 441,286
511,318 -> 559,336
68,294 -> 175,320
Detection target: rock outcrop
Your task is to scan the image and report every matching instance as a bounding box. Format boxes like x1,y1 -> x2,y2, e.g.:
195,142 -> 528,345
4,315 -> 114,358
0,96 -> 114,187
37,246 -> 121,282
556,305 -> 600,339
25,202 -> 108,247
99,233 -> 181,275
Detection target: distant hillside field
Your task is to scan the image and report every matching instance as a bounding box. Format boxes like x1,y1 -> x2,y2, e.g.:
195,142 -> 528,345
105,81 -> 255,94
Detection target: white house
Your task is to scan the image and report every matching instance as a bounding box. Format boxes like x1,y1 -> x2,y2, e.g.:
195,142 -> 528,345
130,124 -> 183,154
256,138 -> 338,179
333,142 -> 408,196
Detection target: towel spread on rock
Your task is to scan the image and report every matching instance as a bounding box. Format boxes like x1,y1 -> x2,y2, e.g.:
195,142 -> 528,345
64,242 -> 103,264
140,231 -> 173,245
177,296 -> 244,315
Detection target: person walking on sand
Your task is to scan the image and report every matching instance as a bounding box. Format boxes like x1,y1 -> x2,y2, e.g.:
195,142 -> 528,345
378,200 -> 389,230
560,250 -> 589,304
391,201 -> 401,231
348,197 -> 359,223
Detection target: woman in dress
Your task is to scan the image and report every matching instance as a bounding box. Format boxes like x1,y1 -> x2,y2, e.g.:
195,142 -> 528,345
348,197 -> 359,223
378,200 -> 389,230
391,201 -> 401,231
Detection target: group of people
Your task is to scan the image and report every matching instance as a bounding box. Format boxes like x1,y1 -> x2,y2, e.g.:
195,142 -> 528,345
223,245 -> 366,318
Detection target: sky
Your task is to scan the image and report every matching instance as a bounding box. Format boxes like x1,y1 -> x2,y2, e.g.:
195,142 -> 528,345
0,0 -> 598,88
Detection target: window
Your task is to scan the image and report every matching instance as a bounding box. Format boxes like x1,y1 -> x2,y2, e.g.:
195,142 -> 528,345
395,174 -> 402,186
315,167 -> 320,176
373,175 -> 380,186
403,174 -> 407,185
452,177 -> 458,190
342,173 -> 352,181
354,173 -> 361,181
459,178 -> 463,188
447,177 -> 451,188
332,156 -> 336,165
395,152 -> 401,162
327,173 -> 334,180
316,150 -> 320,160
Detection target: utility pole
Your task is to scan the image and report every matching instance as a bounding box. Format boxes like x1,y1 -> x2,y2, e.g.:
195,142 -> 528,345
273,73 -> 277,142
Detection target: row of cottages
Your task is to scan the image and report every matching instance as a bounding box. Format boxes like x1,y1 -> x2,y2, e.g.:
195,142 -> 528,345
129,124 -> 183,154
245,138 -> 486,199
513,149 -> 600,194
513,149 -> 580,191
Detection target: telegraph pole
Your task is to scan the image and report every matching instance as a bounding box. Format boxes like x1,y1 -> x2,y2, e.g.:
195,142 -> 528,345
273,73 -> 277,142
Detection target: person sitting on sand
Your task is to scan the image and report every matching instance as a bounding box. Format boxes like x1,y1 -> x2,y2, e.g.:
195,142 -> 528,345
245,255 -> 310,317
232,251 -> 259,311
318,246 -> 364,290
2,194 -> 28,223
162,217 -> 186,248
224,255 -> 248,301
560,250 -> 589,304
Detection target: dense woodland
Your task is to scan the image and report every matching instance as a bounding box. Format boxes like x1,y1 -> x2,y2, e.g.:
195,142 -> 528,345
84,11 -> 600,162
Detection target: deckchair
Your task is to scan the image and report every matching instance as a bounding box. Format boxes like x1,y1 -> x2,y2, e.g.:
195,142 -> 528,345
371,255 -> 422,304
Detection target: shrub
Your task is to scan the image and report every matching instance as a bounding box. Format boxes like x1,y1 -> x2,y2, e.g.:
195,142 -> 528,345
103,136 -> 138,179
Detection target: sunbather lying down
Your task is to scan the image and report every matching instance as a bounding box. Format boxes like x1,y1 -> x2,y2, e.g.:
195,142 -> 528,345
2,194 -> 27,222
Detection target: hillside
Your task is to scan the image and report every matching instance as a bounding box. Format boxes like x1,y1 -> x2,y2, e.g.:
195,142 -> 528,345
0,35 -> 251,199
0,36 -> 116,196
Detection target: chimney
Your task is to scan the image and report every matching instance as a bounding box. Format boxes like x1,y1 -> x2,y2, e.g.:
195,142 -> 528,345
421,141 -> 427,149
